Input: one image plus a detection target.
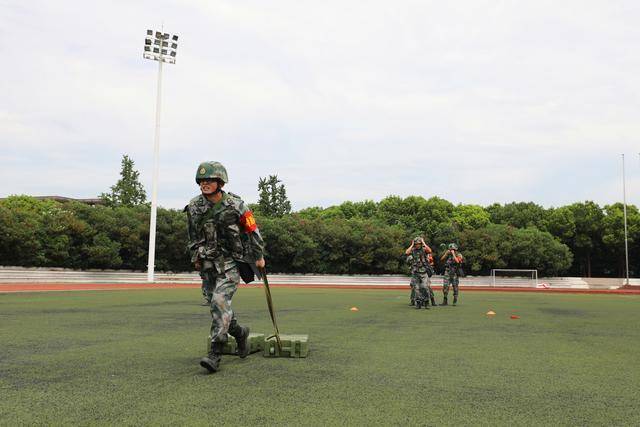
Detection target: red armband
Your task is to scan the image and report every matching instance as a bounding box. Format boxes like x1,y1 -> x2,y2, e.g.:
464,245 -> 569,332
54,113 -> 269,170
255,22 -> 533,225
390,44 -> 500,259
239,211 -> 257,232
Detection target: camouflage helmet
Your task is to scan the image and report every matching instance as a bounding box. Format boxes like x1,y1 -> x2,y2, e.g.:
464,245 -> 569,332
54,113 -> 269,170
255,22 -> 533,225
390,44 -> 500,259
195,161 -> 228,184
448,243 -> 458,250
413,236 -> 423,244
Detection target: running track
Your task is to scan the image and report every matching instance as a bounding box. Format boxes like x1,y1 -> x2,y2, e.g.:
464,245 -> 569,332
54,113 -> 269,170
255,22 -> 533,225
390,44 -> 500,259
1,282 -> 639,295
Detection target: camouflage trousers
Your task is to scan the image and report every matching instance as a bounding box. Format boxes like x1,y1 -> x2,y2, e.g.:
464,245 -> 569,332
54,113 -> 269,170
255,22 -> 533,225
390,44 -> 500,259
201,261 -> 241,343
200,270 -> 212,301
410,273 -> 433,303
442,274 -> 459,297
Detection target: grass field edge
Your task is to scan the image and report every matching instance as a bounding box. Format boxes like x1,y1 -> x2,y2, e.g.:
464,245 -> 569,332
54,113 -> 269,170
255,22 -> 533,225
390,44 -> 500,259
0,282 -> 639,294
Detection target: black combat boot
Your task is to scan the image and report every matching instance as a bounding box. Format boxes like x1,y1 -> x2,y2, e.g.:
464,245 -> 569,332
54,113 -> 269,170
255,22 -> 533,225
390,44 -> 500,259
415,299 -> 422,309
453,295 -> 458,306
442,296 -> 448,306
429,290 -> 437,307
229,323 -> 250,359
200,341 -> 224,373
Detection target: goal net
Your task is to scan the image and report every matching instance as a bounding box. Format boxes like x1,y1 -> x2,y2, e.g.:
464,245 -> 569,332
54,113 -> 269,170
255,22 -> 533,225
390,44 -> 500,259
490,269 -> 538,288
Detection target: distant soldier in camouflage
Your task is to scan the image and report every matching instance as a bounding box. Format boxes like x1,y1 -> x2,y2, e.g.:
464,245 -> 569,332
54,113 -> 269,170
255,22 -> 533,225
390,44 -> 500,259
185,161 -> 265,373
440,243 -> 464,306
405,237 -> 436,309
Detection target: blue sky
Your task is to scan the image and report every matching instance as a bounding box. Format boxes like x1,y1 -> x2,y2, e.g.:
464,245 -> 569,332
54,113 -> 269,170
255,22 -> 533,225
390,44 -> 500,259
1,0 -> 639,210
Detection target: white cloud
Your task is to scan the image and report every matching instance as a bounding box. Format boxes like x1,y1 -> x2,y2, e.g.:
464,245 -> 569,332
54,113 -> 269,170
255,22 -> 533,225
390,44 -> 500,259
1,0 -> 640,210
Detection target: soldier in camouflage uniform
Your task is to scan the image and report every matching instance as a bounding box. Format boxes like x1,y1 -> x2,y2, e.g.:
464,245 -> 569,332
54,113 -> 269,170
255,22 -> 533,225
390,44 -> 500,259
185,161 -> 265,373
405,237 -> 436,309
405,238 -> 422,306
440,243 -> 463,306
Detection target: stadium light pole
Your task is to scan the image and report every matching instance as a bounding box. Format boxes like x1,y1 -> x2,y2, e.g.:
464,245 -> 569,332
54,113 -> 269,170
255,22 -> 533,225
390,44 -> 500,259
622,154 -> 630,286
143,28 -> 179,282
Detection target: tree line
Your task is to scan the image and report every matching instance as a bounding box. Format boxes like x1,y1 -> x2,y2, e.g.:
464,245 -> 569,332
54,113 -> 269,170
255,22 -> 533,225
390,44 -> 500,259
258,196 -> 638,277
1,194 -> 637,277
1,157 -> 636,276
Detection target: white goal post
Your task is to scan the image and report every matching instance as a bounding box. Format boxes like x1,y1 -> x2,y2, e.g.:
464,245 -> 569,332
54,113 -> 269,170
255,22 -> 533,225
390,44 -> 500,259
490,269 -> 538,288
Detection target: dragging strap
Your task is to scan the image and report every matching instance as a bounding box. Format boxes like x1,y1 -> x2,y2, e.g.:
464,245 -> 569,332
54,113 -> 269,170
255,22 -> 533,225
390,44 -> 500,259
259,267 -> 282,352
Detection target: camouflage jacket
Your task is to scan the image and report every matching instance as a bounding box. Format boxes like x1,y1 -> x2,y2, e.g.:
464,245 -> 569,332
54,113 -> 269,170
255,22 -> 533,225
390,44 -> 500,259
407,248 -> 434,275
185,192 -> 265,269
443,252 -> 464,276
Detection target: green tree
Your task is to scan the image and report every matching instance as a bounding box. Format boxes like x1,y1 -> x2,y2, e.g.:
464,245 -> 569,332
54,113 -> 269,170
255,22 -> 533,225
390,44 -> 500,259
458,224 -> 572,276
509,227 -> 573,276
340,200 -> 378,219
257,175 -> 292,217
70,203 -> 124,269
376,195 -> 455,238
155,208 -> 191,272
417,197 -> 456,237
376,195 -> 416,229
547,207 -> 576,244
457,224 -> 513,274
0,196 -> 44,266
568,202 -> 604,277
110,205 -> 149,270
258,214 -> 406,274
296,206 -> 325,219
37,202 -> 76,266
84,233 -> 122,268
452,204 -> 491,230
487,202 -> 549,231
100,155 -> 147,207
602,203 -> 640,277
547,202 -> 605,276
259,215 -> 322,273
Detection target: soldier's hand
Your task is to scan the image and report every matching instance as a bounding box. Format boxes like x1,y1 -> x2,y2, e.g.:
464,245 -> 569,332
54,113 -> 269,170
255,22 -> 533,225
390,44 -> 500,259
194,260 -> 201,271
256,258 -> 266,269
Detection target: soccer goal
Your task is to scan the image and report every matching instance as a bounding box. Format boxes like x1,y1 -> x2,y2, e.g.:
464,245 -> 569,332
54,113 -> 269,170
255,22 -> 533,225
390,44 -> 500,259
490,269 -> 538,288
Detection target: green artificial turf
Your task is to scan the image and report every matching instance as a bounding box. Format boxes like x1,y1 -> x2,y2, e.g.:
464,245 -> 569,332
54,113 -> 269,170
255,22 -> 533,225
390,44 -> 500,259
1,288 -> 639,426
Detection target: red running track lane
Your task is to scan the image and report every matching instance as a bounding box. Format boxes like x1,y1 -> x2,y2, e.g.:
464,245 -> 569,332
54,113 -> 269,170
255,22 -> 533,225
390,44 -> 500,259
0,283 -> 639,295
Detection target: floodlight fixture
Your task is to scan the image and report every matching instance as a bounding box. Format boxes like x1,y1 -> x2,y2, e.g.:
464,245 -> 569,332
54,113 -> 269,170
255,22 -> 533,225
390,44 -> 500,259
142,28 -> 179,282
143,28 -> 178,64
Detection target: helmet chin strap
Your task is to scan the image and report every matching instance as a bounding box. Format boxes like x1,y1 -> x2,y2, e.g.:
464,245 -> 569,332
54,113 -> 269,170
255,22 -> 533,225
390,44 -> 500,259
213,179 -> 224,194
